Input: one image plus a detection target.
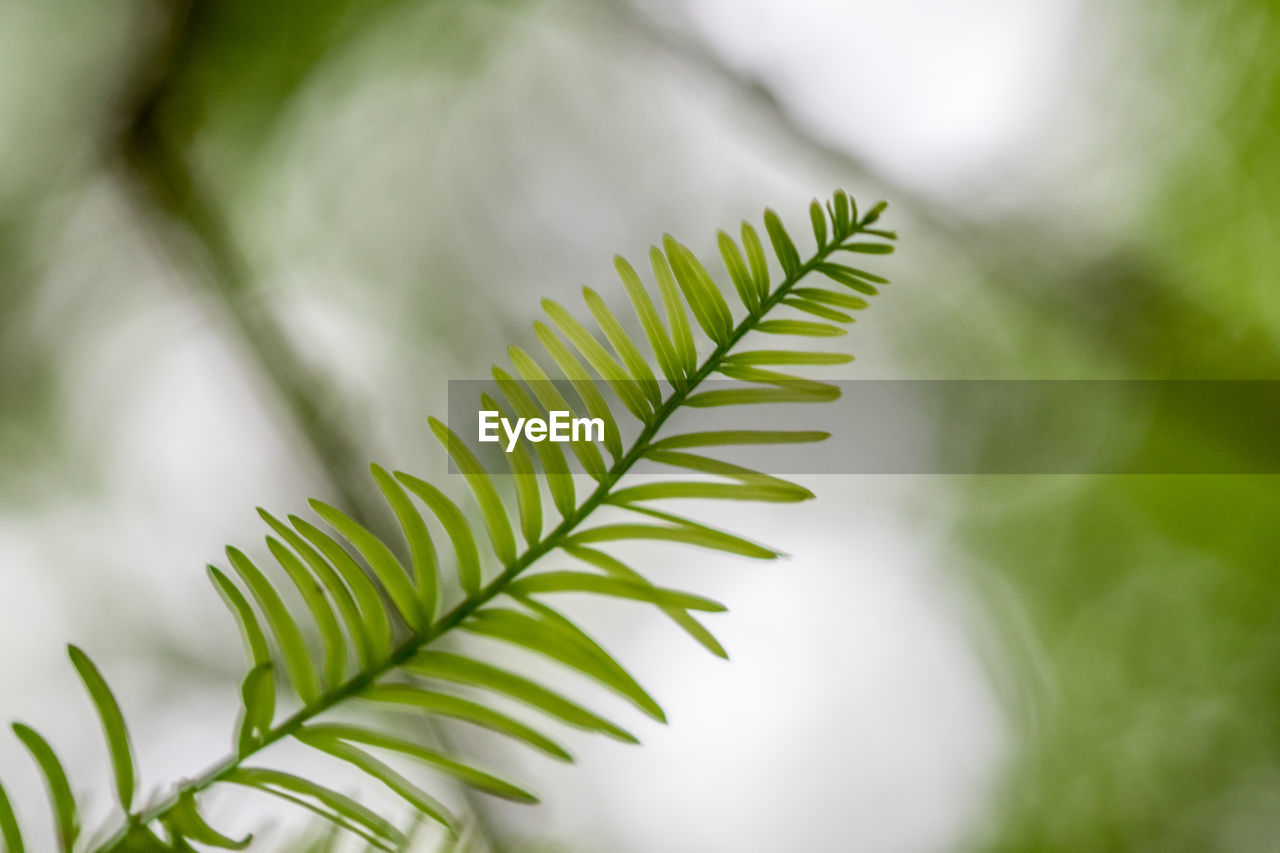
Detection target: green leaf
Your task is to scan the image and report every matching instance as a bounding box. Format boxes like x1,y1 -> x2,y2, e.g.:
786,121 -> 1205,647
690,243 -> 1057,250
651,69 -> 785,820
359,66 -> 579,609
12,724 -> 77,852
562,544 -> 728,659
300,723 -> 539,803
781,297 -> 854,324
224,767 -> 404,849
408,651 -> 637,743
607,480 -> 809,504
169,791 -> 251,849
294,733 -> 459,831
790,286 -> 870,311
266,537 -> 346,689
763,209 -> 801,277
362,685 -> 571,761
0,779 -> 24,853
463,606 -> 665,721
685,384 -> 841,407
862,228 -> 897,240
225,546 -> 321,704
395,472 -> 483,596
582,287 -> 662,408
648,429 -> 829,450
722,349 -> 853,366
540,300 -> 652,421
207,565 -> 270,667
650,248 -> 698,375
814,262 -> 881,294
662,236 -> 734,344
309,501 -> 427,633
740,222 -> 770,302
371,464 -> 440,621
236,663 -> 275,756
860,200 -> 888,225
67,646 -> 135,812
567,520 -> 778,558
643,449 -> 813,497
493,366 -> 577,516
820,263 -> 887,285
510,571 -> 726,611
428,418 -> 517,565
615,255 -> 683,388
717,231 -> 759,314
509,343 -> 614,475
289,515 -> 392,663
609,504 -> 785,558
261,509 -> 374,667
809,200 -> 828,249
480,394 -> 543,547
715,364 -> 842,395
839,242 -> 894,255
755,319 -> 846,337
831,190 -> 853,233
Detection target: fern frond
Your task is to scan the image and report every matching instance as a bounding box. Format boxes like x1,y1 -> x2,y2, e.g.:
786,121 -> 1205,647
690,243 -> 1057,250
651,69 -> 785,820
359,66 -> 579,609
2,191 -> 895,851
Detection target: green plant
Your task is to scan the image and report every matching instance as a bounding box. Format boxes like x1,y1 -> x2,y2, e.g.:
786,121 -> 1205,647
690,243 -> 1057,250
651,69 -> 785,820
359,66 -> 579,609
0,191 -> 894,852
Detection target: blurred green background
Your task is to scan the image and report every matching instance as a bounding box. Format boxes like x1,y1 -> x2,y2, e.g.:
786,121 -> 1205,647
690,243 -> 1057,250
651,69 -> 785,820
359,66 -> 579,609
1,0 -> 1278,849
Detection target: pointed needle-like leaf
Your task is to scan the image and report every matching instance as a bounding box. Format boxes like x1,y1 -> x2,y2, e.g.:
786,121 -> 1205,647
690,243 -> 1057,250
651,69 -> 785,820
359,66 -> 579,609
225,546 -> 321,704
372,463 -> 440,621
309,500 -> 428,632
650,248 -> 697,376
428,418 -> 518,565
236,663 -> 275,757
266,537 -> 346,689
493,366 -> 577,516
207,565 -> 270,668
300,724 -> 539,803
509,343 -> 614,474
582,287 -> 662,408
754,319 -> 847,337
648,429 -> 829,450
463,606 -> 665,721
740,222 -> 770,302
763,209 -> 801,277
395,472 -> 482,596
0,779 -> 24,853
288,515 -> 392,663
224,767 -> 404,849
563,544 -> 728,658
722,349 -> 853,366
12,724 -> 77,852
615,255 -> 682,387
68,646 -> 136,813
661,236 -> 733,344
294,733 -> 459,832
481,394 -> 542,547
362,685 -> 571,761
509,571 -> 726,611
538,303 -> 652,422
169,791 -> 251,849
408,651 -> 637,743
717,231 -> 759,313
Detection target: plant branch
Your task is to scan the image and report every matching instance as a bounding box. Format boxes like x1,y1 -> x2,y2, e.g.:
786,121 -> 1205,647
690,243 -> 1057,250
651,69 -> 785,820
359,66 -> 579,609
91,213 -> 874,851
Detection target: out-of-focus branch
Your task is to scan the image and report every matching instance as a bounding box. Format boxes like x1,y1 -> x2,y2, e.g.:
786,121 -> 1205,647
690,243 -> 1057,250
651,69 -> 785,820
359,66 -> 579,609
597,0 -> 971,233
108,3 -> 511,848
115,0 -> 381,525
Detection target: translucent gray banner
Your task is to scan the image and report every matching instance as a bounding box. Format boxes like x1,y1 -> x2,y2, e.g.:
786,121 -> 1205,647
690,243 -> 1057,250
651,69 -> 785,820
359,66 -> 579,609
446,380 -> 1280,474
